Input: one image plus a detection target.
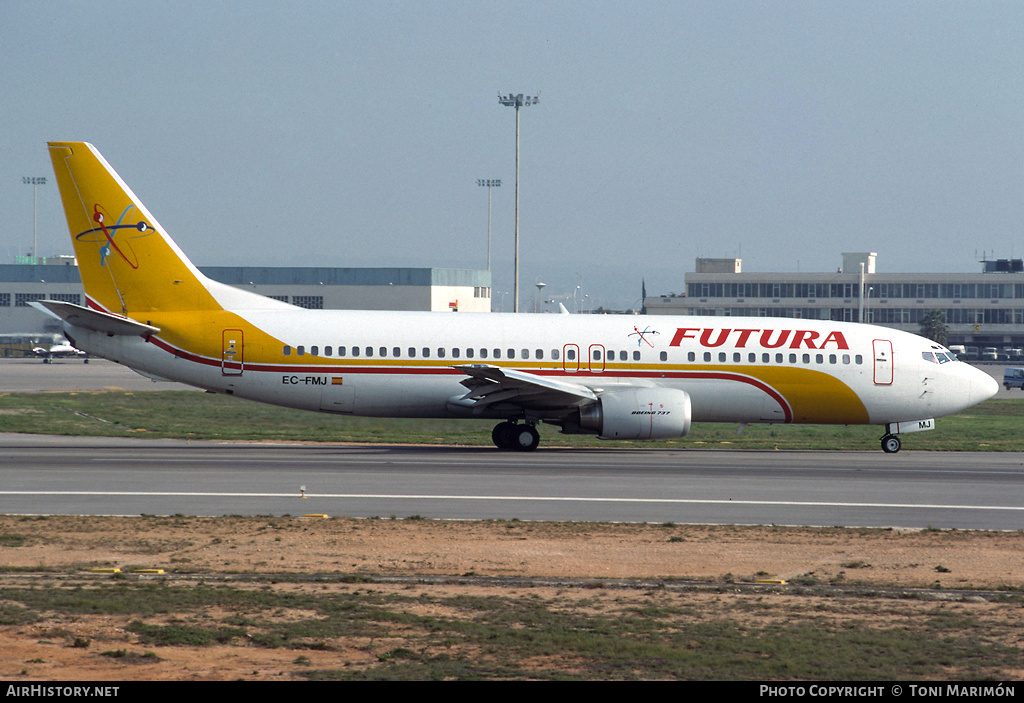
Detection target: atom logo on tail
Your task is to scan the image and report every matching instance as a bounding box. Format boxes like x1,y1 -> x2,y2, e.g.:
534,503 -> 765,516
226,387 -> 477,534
75,204 -> 152,268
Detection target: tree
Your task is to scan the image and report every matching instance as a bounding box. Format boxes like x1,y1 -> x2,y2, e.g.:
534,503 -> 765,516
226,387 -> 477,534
919,309 -> 948,346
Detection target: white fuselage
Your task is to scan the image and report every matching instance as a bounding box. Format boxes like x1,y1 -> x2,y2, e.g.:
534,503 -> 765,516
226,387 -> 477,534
67,309 -> 997,428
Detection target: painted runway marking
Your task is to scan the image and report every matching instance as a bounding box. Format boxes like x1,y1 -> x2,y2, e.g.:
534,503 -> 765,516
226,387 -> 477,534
2,491 -> 1021,511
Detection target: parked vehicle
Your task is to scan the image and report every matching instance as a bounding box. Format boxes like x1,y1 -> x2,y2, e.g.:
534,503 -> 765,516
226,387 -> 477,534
1004,367 -> 1024,390
981,347 -> 998,362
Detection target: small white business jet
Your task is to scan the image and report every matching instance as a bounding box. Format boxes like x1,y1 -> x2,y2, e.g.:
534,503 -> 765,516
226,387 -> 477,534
31,339 -> 88,363
33,142 -> 997,452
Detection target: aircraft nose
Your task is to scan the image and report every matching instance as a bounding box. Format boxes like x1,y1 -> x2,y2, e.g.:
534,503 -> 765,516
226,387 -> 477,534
966,365 -> 999,406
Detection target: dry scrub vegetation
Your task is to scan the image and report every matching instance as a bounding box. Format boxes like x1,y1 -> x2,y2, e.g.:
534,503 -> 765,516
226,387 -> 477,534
0,516 -> 1021,680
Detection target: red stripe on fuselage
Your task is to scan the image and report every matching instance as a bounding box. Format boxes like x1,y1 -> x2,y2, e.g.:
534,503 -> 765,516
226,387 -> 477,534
143,336 -> 794,422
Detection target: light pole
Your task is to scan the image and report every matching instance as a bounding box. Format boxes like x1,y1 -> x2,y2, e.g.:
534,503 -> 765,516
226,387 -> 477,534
498,92 -> 539,312
858,262 -> 865,323
22,176 -> 47,264
477,179 -> 500,272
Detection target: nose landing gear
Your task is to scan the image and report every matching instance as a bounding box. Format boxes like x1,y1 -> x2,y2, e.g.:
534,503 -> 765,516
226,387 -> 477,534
492,421 -> 540,451
880,433 -> 902,453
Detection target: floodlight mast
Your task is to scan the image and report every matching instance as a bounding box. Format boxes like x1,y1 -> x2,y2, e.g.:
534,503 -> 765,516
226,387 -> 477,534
477,179 -> 500,273
22,176 -> 47,264
498,92 -> 539,312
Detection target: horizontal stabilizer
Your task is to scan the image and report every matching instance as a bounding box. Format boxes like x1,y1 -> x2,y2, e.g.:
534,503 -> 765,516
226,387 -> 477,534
29,300 -> 160,337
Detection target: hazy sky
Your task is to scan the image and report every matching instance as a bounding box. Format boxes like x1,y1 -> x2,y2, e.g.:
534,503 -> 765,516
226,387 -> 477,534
2,1 -> 1022,310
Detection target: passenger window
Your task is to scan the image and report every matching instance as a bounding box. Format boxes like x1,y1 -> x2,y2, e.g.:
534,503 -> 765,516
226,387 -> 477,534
283,346 -> 291,356
297,346 -> 305,356
762,353 -> 770,363
733,352 -> 741,362
687,351 -> 695,362
593,350 -> 602,361
789,354 -> 797,363
393,347 -> 401,357
566,349 -> 575,361
311,346 -> 319,356
632,351 -> 640,361
379,347 -> 387,357
408,347 -> 416,357
437,348 -> 446,358
422,348 -> 429,357
802,353 -> 810,364
552,349 -> 560,360
466,348 -> 474,359
829,354 -> 837,364
480,349 -> 488,359
855,355 -> 863,364
352,346 -> 359,357
365,347 -> 373,357
521,349 -> 529,360
703,352 -> 711,362
607,350 -> 614,361
325,346 -> 333,357
452,348 -> 461,358
842,354 -> 850,364
535,349 -> 543,360
815,354 -> 823,364
492,349 -> 501,359
507,349 -> 515,359
719,352 -> 727,362
776,353 -> 783,363
748,353 -> 756,363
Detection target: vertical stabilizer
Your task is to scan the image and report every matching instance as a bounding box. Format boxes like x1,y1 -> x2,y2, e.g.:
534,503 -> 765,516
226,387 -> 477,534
47,142 -> 221,315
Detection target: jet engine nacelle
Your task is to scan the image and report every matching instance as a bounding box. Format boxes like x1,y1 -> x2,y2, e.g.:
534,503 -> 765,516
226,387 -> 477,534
579,388 -> 692,440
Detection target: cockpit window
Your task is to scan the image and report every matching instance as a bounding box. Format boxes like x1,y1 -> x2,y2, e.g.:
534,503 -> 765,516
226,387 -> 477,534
924,346 -> 956,364
930,345 -> 956,363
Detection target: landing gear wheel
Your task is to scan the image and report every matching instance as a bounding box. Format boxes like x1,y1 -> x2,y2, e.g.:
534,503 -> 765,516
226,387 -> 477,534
492,421 -> 517,450
512,424 -> 540,452
491,422 -> 540,451
881,434 -> 901,454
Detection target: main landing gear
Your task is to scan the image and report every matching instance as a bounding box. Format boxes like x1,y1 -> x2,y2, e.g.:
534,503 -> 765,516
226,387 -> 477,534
492,421 -> 540,452
880,433 -> 902,454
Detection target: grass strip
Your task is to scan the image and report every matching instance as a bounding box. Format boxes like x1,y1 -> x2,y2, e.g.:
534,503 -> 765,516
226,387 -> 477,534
0,391 -> 1020,450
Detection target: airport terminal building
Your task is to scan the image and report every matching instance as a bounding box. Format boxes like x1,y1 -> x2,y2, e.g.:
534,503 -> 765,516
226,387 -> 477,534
643,253 -> 1024,351
0,259 -> 491,345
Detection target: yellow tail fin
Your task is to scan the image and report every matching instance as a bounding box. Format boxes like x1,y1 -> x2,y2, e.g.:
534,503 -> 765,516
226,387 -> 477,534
48,142 -> 221,315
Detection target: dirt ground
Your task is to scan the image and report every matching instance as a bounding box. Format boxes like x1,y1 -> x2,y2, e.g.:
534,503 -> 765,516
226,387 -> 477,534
0,515 -> 1021,680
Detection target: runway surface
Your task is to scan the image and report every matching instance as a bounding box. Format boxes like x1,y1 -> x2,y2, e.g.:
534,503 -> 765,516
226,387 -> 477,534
0,357 -> 198,392
1,434 -> 1021,529
0,358 -> 1021,529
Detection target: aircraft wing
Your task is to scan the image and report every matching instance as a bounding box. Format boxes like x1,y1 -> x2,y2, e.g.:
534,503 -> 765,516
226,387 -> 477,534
453,364 -> 597,410
29,300 -> 160,337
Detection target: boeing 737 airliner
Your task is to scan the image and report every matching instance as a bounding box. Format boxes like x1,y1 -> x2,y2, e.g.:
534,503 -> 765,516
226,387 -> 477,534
34,142 -> 998,452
